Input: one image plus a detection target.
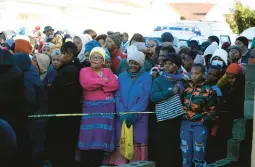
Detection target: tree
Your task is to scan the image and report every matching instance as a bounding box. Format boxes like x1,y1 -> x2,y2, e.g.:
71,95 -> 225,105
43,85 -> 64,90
227,1 -> 255,34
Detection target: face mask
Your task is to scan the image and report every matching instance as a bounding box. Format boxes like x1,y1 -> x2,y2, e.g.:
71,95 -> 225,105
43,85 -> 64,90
49,34 -> 54,38
212,60 -> 223,67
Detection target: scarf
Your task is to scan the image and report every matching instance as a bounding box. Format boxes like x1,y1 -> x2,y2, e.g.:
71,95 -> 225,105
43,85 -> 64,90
127,67 -> 145,78
161,71 -> 185,96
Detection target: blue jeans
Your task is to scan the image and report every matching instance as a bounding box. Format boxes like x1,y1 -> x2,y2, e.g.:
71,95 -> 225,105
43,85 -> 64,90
180,120 -> 208,167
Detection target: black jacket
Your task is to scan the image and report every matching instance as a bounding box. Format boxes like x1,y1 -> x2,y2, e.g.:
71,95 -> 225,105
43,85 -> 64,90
0,65 -> 30,167
45,58 -> 82,165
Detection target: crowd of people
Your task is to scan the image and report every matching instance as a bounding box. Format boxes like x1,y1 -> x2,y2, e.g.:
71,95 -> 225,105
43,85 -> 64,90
0,25 -> 255,167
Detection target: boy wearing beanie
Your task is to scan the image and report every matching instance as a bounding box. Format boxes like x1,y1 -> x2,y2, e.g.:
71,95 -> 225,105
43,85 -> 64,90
235,36 -> 252,64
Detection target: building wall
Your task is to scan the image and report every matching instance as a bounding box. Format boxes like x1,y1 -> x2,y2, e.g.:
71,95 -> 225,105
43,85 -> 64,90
204,5 -> 225,21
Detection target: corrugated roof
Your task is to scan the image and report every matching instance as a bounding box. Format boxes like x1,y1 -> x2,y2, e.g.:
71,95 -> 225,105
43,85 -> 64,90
171,3 -> 214,20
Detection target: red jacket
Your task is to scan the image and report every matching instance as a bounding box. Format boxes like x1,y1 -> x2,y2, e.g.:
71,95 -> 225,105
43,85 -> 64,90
111,49 -> 127,74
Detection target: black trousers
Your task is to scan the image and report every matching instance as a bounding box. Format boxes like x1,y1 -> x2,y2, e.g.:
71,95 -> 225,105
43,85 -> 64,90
155,117 -> 182,167
80,150 -> 105,167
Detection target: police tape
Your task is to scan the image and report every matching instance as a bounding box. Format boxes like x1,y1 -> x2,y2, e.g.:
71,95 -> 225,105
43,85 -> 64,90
28,111 -> 156,118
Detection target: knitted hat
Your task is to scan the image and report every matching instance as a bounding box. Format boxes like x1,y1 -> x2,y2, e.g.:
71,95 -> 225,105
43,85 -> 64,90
89,47 -> 106,63
127,50 -> 145,67
14,38 -> 32,54
251,37 -> 255,49
221,42 -> 231,50
163,53 -> 182,67
210,49 -> 228,65
226,63 -> 242,75
236,36 -> 249,47
84,40 -> 101,53
109,34 -> 122,49
0,46 -> 14,65
161,32 -> 174,43
230,45 -> 242,56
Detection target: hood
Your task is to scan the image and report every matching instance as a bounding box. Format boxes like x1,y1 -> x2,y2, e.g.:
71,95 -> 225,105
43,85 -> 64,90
210,49 -> 228,66
74,34 -> 91,62
204,42 -> 218,56
14,53 -> 31,71
36,53 -> 50,75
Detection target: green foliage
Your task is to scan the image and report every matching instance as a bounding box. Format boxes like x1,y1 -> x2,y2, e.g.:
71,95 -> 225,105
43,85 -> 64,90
227,1 -> 255,34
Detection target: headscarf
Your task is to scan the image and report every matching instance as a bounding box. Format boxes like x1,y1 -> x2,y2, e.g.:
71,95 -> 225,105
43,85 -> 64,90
36,53 -> 51,80
14,53 -> 42,104
204,41 -> 218,56
73,34 -> 91,63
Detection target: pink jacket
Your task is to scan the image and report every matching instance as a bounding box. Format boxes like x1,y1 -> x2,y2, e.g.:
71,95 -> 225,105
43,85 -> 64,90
80,67 -> 119,101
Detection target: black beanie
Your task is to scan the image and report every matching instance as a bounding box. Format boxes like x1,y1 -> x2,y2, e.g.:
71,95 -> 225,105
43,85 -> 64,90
236,36 -> 249,47
163,53 -> 182,67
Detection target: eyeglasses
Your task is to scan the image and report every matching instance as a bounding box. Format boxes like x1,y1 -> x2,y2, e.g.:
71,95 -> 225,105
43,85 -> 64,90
90,56 -> 103,61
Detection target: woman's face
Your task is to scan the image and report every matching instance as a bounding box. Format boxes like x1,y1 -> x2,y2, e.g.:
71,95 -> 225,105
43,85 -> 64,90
90,53 -> 104,69
229,49 -> 241,63
98,39 -> 106,47
191,67 -> 204,84
52,54 -> 62,69
73,37 -> 83,52
128,60 -> 141,73
42,46 -> 50,56
163,60 -> 178,74
105,37 -> 116,51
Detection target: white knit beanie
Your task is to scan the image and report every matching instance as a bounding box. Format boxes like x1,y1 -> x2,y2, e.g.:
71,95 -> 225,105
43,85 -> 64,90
210,49 -> 228,65
127,50 -> 145,67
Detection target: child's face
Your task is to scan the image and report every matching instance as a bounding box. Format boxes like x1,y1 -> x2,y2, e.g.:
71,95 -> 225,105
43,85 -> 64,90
52,54 -> 62,69
42,46 -> 51,56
